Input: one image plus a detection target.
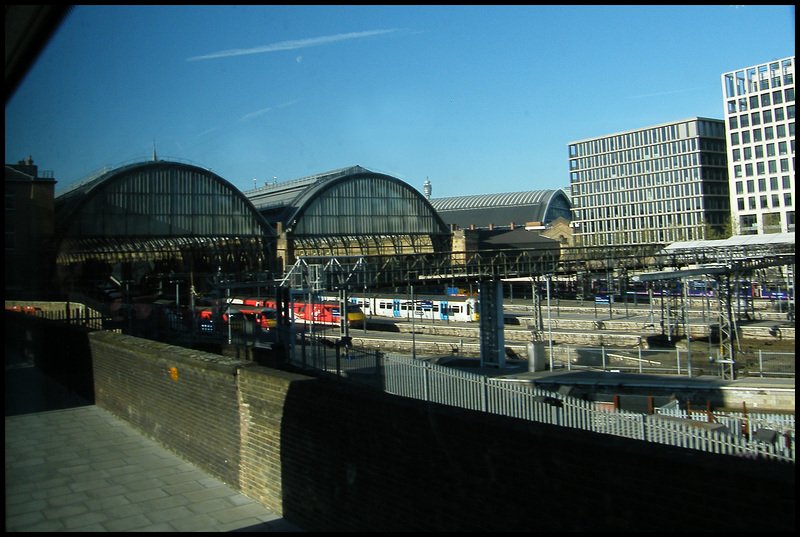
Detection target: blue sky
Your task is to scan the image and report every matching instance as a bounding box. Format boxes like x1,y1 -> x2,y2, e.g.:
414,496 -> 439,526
5,5 -> 795,199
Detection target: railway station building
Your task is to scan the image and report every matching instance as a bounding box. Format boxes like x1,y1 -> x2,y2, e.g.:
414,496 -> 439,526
244,165 -> 452,272
429,189 -> 573,251
51,159 -> 276,299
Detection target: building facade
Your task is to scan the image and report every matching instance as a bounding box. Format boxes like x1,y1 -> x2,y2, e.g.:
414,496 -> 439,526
5,156 -> 56,299
568,118 -> 730,247
721,56 -> 795,235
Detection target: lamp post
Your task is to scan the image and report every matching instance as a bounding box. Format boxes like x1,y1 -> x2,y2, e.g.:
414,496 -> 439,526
546,274 -> 553,371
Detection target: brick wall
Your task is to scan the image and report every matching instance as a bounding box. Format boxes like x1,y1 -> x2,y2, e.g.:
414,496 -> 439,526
89,331 -> 246,487
83,330 -> 794,532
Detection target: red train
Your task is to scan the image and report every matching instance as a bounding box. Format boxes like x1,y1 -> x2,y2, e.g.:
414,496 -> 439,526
229,296 -> 365,328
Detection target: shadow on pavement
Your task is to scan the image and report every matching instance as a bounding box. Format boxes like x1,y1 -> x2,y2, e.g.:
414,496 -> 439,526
5,364 -> 92,417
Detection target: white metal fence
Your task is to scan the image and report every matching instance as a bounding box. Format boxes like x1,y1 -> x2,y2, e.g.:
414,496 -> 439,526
291,335 -> 795,463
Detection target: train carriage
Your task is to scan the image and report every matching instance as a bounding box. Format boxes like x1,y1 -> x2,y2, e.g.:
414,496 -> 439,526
322,293 -> 480,323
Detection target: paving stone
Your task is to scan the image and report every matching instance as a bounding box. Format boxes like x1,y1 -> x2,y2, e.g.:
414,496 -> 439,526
6,381 -> 304,532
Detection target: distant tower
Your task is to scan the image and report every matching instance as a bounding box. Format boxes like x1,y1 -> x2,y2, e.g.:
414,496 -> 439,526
423,177 -> 432,200
152,140 -> 157,162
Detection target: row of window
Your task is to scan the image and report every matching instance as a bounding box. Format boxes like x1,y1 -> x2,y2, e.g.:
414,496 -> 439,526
736,193 -> 793,211
726,87 -> 795,114
728,104 -> 795,131
731,141 -> 792,161
735,175 -> 794,194
575,198 -> 714,219
732,158 -> 793,178
570,152 -> 716,174
729,122 -> 794,146
575,183 -> 705,205
568,120 -> 723,158
739,212 -> 795,232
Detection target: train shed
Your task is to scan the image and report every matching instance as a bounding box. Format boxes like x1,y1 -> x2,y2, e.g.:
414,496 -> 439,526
245,165 -> 451,271
53,159 -> 276,297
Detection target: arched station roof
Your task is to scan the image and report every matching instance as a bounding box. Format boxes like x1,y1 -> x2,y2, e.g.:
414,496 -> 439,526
246,165 -> 451,257
54,159 -> 275,277
430,189 -> 572,230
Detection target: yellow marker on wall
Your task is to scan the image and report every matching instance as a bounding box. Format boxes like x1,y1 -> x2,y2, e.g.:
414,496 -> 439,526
170,367 -> 178,380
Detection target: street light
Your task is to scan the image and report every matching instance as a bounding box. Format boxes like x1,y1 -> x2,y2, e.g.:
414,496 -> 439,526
546,274 -> 553,371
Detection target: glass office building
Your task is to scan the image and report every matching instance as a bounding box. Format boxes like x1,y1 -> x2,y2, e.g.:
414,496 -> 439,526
722,56 -> 795,234
568,118 -> 730,247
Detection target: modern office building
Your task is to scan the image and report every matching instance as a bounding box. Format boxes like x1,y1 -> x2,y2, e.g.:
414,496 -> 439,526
721,56 -> 795,235
568,118 -> 730,247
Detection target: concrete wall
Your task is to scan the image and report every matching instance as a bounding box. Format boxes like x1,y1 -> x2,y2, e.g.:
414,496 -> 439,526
84,330 -> 794,532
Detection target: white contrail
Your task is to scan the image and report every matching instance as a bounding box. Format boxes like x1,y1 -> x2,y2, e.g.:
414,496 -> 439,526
630,87 -> 704,99
188,29 -> 398,61
240,100 -> 300,121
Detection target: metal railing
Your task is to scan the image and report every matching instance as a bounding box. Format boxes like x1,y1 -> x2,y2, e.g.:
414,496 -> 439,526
556,345 -> 795,378
290,333 -> 795,463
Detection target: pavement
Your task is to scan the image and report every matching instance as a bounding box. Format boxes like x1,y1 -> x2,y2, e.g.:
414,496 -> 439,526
5,364 -> 304,532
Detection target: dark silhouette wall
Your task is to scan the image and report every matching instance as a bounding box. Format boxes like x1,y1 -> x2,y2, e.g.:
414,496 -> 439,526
8,315 -> 794,531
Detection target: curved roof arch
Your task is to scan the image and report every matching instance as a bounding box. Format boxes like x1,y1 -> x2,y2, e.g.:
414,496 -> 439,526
430,189 -> 572,229
53,160 -> 276,279
285,170 -> 450,237
55,160 -> 274,240
249,165 -> 450,238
